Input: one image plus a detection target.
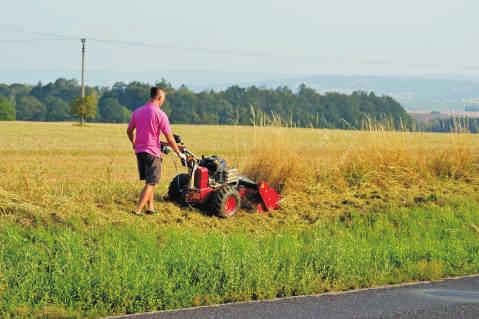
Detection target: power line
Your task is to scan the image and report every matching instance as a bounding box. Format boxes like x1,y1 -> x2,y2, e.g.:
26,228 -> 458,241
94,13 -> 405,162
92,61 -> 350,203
0,23 -> 405,66
87,37 -> 274,58
0,38 -> 77,44
0,24 -> 343,61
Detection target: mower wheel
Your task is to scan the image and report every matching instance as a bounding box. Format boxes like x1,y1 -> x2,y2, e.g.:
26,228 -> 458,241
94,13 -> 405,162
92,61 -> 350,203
213,186 -> 241,218
168,173 -> 189,203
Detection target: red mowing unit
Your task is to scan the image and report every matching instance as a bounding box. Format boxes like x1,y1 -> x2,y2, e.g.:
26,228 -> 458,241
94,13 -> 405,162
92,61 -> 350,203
164,134 -> 281,218
257,182 -> 281,212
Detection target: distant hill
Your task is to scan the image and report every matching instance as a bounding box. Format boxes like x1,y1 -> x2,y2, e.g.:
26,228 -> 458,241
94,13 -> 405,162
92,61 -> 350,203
247,75 -> 479,112
409,110 -> 479,123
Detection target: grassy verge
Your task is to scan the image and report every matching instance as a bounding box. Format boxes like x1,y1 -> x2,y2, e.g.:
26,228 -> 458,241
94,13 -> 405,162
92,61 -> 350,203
2,201 -> 479,318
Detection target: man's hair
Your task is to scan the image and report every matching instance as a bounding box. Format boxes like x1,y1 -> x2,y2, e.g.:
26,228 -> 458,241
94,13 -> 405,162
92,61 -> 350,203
150,86 -> 165,99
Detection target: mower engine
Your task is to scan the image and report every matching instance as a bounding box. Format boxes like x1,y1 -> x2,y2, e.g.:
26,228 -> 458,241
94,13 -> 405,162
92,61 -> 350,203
199,156 -> 238,184
162,135 -> 280,218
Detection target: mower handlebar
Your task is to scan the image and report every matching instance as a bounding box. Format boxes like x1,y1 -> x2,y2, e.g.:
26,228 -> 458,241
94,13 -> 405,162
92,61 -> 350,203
160,141 -> 199,161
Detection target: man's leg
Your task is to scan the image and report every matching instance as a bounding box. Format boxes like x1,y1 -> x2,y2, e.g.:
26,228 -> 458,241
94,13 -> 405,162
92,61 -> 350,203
147,187 -> 155,211
133,153 -> 160,215
134,184 -> 155,214
145,155 -> 161,213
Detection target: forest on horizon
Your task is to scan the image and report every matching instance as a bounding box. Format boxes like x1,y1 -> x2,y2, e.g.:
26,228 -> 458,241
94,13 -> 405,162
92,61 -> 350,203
0,78 -> 478,132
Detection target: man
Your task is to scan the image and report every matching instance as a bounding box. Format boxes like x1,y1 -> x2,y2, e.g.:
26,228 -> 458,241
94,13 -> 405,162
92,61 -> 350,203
126,86 -> 185,215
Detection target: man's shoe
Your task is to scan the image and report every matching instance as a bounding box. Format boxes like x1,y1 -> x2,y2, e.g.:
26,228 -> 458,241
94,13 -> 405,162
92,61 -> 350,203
131,210 -> 142,216
145,209 -> 156,215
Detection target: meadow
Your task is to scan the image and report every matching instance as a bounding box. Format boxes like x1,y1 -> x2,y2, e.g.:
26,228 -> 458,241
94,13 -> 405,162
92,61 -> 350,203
1,122 -> 479,318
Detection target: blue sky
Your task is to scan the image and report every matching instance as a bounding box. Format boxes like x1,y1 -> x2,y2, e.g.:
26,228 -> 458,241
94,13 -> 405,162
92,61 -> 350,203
1,0 -> 478,84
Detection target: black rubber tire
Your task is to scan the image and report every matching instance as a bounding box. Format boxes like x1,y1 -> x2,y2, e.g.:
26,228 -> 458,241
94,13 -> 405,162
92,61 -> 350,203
213,186 -> 241,218
168,173 -> 189,203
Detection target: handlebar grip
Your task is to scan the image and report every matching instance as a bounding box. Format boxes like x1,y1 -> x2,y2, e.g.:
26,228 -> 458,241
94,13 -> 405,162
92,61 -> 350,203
160,143 -> 170,154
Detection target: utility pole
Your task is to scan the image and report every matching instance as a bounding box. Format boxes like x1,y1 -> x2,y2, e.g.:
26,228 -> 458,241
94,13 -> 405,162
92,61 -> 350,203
80,38 -> 86,99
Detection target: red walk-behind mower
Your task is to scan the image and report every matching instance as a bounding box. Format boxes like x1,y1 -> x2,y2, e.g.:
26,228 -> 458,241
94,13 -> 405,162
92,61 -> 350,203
161,135 -> 280,218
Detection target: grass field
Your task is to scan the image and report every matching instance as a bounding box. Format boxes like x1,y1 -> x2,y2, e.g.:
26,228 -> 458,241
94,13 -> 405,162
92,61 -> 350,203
1,122 -> 479,318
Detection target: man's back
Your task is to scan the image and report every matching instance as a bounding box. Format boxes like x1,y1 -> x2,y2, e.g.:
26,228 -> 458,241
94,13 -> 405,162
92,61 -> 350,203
128,102 -> 171,158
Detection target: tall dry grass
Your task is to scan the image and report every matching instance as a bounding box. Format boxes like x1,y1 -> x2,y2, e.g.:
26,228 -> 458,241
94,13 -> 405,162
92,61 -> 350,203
240,127 -> 479,197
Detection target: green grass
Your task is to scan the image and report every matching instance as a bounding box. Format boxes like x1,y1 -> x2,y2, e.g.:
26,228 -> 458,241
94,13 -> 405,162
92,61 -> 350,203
2,202 -> 479,319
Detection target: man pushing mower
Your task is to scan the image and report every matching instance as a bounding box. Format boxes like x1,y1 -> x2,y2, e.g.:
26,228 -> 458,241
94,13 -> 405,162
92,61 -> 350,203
127,86 -> 281,218
126,86 -> 186,215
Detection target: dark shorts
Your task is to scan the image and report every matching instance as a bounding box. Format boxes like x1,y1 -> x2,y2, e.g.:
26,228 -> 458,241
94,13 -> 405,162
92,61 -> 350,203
136,152 -> 162,185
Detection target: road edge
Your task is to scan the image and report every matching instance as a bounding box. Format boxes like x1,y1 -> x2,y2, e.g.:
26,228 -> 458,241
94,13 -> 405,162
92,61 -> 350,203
103,273 -> 479,319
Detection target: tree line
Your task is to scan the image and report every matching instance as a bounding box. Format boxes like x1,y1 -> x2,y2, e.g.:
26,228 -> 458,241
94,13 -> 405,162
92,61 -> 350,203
0,78 -> 414,129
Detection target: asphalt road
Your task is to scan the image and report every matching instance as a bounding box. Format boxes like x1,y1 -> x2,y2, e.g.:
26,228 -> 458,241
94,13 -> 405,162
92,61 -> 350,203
108,275 -> 479,319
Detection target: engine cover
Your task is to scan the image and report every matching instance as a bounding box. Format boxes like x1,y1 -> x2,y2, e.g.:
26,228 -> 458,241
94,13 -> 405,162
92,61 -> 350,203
216,168 -> 239,184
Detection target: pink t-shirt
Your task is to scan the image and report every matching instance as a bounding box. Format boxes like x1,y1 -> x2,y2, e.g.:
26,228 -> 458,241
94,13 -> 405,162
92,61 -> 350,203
128,102 -> 171,157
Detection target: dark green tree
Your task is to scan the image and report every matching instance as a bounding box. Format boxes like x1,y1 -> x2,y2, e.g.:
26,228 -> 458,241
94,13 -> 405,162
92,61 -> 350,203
98,97 -> 131,123
45,96 -> 71,121
16,95 -> 46,121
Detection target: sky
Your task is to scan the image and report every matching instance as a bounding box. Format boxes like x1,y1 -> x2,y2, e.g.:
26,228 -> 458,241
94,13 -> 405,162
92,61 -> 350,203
1,0 -> 478,85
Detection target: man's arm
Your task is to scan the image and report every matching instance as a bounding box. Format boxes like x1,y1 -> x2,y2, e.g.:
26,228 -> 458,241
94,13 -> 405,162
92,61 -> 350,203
126,126 -> 135,149
126,115 -> 136,149
164,131 -> 182,156
159,113 -> 184,159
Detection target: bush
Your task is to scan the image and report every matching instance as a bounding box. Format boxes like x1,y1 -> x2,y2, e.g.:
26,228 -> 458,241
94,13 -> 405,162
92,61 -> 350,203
0,97 -> 15,121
